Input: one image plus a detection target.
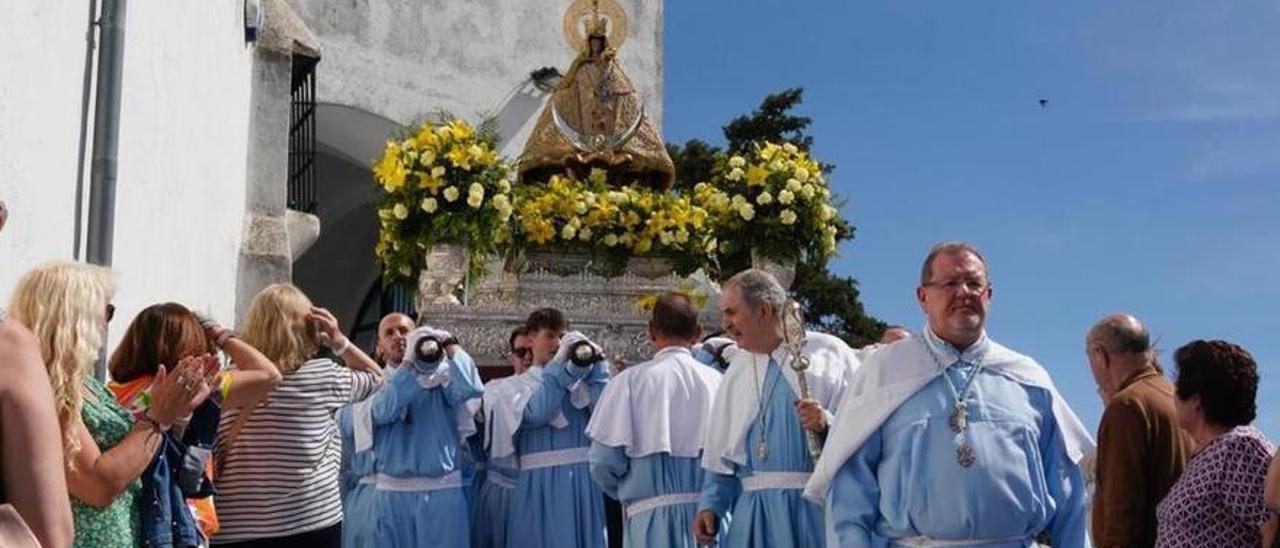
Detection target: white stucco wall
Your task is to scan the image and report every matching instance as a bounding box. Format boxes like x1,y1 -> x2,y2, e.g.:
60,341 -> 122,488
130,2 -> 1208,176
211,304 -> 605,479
290,0 -> 664,158
1,2 -> 254,351
0,1 -> 88,296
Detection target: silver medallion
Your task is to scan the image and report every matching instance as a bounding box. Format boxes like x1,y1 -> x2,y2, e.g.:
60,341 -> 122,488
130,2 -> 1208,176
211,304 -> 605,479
756,441 -> 769,461
956,443 -> 976,468
949,402 -> 968,433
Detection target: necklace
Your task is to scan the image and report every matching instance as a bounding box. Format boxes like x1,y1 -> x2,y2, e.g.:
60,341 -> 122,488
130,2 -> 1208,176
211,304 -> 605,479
923,337 -> 986,468
750,354 -> 779,461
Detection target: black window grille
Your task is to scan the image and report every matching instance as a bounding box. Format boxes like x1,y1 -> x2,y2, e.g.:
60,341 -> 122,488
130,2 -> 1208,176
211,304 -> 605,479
288,54 -> 318,213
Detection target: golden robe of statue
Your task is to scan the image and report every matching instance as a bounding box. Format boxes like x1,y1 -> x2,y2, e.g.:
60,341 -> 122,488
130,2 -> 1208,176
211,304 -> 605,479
519,20 -> 675,190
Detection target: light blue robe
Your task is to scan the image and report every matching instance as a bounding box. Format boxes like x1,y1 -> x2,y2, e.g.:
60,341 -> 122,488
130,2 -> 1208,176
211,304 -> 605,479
337,406 -> 378,548
507,359 -> 610,548
590,447 -> 722,548
372,349 -> 484,548
828,363 -> 1090,548
471,454 -> 517,548
699,359 -> 826,548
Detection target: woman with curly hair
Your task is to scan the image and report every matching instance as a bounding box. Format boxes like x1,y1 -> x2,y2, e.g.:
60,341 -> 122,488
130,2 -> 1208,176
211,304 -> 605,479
1156,339 -> 1274,548
211,283 -> 382,547
8,262 -> 211,547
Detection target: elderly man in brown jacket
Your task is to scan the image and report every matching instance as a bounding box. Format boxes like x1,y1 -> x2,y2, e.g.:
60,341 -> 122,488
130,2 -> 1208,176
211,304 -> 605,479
1086,313 -> 1194,547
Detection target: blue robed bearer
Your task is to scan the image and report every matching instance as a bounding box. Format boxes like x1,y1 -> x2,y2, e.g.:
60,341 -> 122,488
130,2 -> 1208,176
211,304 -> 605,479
806,242 -> 1095,548
503,309 -> 612,548
694,269 -> 860,548
585,292 -> 724,548
348,324 -> 484,547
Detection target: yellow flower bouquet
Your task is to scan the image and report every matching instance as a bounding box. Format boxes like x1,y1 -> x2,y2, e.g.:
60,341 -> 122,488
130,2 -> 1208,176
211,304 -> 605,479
372,119 -> 514,282
513,169 -> 717,277
694,141 -> 841,270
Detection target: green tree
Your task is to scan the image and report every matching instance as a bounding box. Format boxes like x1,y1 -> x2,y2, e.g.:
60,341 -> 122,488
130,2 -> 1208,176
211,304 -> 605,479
668,88 -> 886,346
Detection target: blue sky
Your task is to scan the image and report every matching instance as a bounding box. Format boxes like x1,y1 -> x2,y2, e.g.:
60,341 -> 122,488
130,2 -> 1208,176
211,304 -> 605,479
663,1 -> 1280,438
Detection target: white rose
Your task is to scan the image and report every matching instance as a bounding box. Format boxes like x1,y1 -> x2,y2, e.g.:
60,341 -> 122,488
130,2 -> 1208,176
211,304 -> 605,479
574,201 -> 588,215
821,205 -> 836,221
561,225 -> 577,240
578,227 -> 594,241
603,234 -> 619,247
778,190 -> 795,205
757,191 -> 773,205
780,209 -> 797,225
727,168 -> 745,181
492,194 -> 511,209
393,203 -> 409,220
469,182 -> 485,196
738,203 -> 755,221
420,197 -> 438,213
795,168 -> 810,183
728,156 -> 747,168
786,178 -> 802,192
443,186 -> 460,202
768,160 -> 785,172
783,143 -> 799,154
467,193 -> 483,209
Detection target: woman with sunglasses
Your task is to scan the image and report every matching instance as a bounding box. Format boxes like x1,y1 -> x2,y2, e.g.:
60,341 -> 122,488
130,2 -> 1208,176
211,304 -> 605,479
8,262 -> 212,548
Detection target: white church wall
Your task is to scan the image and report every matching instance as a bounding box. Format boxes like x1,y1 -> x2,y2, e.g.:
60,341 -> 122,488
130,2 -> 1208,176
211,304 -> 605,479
1,2 -> 255,353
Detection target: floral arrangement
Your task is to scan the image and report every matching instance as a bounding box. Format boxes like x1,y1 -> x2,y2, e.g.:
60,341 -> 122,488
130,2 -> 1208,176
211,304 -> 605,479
372,119 -> 515,282
633,282 -> 711,312
692,141 -> 840,267
512,169 -> 717,276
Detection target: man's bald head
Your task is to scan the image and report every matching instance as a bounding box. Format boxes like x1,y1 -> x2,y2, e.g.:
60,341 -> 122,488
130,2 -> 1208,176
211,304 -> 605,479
376,312 -> 415,365
1088,313 -> 1151,355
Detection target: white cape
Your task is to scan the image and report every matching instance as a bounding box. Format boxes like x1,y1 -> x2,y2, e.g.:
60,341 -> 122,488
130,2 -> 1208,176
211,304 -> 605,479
585,346 -> 723,459
701,332 -> 860,475
803,327 -> 1096,503
486,367 -> 545,459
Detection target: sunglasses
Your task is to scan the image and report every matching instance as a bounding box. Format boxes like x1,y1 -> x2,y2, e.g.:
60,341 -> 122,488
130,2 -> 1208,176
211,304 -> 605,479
106,303 -> 116,323
511,347 -> 532,359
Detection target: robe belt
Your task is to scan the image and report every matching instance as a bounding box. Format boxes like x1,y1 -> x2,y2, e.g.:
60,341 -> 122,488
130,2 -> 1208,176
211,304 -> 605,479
519,447 -> 590,470
486,472 -> 517,490
370,471 -> 464,492
624,492 -> 700,519
740,471 -> 812,492
892,536 -> 1033,547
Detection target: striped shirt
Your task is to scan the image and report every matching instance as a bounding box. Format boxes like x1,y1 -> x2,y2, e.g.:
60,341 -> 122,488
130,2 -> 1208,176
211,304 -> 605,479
211,357 -> 380,543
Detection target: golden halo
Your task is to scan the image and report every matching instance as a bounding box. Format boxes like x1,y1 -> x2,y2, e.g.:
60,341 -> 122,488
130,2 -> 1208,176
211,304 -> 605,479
562,0 -> 628,52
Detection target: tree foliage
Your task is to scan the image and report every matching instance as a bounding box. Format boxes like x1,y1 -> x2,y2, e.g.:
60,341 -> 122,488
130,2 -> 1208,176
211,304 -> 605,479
668,88 -> 887,346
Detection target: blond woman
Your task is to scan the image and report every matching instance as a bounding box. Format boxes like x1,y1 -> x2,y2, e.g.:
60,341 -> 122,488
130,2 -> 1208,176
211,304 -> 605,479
211,283 -> 381,547
9,262 -> 211,547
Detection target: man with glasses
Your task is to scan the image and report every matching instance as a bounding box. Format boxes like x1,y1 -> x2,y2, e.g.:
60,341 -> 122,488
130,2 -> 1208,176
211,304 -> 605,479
472,326 -> 534,548
807,241 -> 1096,547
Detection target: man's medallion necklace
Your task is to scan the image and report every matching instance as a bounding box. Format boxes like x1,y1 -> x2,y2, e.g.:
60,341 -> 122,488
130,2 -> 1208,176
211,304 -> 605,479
750,354 -> 780,461
924,340 -> 986,468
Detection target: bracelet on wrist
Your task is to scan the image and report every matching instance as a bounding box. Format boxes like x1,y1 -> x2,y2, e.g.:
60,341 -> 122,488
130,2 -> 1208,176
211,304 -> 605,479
214,329 -> 236,349
140,413 -> 171,433
332,338 -> 352,356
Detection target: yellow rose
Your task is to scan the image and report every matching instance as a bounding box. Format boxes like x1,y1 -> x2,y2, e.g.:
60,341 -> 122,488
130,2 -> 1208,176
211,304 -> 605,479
634,238 -> 653,254
780,209 -> 797,225
393,203 -> 409,220
420,197 -> 438,213
443,186 -> 461,202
